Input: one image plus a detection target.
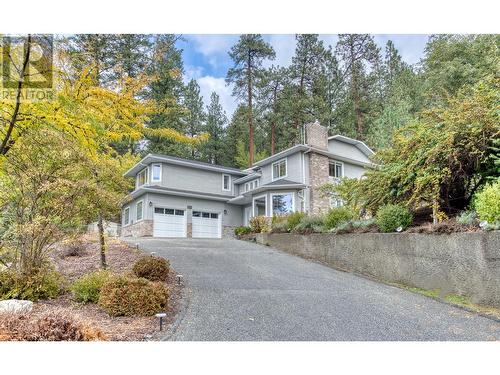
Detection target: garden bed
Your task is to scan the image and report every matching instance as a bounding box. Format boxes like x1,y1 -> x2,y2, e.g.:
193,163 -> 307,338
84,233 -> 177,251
2,235 -> 182,341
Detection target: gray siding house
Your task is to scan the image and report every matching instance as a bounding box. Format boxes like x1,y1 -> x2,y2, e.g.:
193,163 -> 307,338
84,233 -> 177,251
121,122 -> 374,238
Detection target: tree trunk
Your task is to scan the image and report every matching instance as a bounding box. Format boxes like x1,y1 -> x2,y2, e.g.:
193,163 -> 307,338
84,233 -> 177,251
271,120 -> 276,155
0,35 -> 32,155
351,67 -> 364,138
247,53 -> 254,167
97,214 -> 107,269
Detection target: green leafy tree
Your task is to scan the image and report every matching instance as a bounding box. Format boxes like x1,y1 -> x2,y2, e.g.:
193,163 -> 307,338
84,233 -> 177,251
226,34 -> 275,166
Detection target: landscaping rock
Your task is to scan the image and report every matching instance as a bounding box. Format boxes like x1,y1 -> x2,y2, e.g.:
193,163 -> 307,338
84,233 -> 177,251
0,299 -> 34,314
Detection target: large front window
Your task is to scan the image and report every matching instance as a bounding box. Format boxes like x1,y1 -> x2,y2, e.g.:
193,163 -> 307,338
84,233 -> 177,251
272,193 -> 294,215
137,168 -> 148,187
272,159 -> 287,181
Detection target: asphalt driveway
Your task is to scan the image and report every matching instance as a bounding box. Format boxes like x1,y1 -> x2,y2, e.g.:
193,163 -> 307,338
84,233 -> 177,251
125,237 -> 500,341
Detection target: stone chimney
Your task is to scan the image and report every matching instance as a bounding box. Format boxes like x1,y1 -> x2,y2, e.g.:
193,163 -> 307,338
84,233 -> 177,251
305,120 -> 328,150
305,121 -> 330,215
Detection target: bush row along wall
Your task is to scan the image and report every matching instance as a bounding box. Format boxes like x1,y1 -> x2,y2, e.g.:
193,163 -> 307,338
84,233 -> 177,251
256,231 -> 500,307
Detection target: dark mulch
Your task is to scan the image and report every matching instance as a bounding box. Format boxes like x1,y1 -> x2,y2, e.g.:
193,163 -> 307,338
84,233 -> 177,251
29,234 -> 183,341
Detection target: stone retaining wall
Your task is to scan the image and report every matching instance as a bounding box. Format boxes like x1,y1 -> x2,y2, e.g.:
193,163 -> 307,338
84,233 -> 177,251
121,220 -> 153,237
256,231 -> 500,307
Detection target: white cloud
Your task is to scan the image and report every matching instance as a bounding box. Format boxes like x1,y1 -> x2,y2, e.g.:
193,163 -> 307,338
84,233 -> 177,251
188,34 -> 239,69
196,75 -> 237,116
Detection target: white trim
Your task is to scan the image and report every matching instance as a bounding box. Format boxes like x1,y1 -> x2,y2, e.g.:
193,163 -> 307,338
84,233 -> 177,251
136,200 -> 144,222
252,193 -> 268,217
133,187 -> 231,202
123,206 -> 130,226
250,144 -> 309,167
328,160 -> 344,178
151,163 -> 162,183
271,158 -> 288,182
328,134 -> 375,156
270,192 -> 296,216
222,173 -> 231,192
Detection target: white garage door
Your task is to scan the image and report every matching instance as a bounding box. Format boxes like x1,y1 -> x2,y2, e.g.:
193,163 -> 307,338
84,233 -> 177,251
153,207 -> 186,238
192,211 -> 221,238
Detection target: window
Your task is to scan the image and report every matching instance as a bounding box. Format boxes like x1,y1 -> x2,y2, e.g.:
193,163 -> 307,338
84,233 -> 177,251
137,168 -> 148,187
123,207 -> 130,225
272,193 -> 294,215
329,161 -> 343,178
210,213 -> 218,219
202,212 -> 210,218
174,209 -> 184,216
154,207 -> 164,214
222,174 -> 231,191
330,196 -> 344,208
151,164 -> 162,182
136,201 -> 143,221
193,211 -> 201,217
272,159 -> 287,181
165,208 -> 175,215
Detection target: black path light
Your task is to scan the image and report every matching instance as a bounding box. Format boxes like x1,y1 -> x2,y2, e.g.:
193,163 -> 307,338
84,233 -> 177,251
155,313 -> 167,331
176,274 -> 183,285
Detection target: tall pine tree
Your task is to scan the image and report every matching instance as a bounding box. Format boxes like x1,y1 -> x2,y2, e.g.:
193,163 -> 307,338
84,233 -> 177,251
226,34 -> 275,166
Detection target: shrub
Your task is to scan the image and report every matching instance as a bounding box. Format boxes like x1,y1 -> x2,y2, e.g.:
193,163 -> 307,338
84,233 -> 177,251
61,238 -> 86,258
285,212 -> 306,232
234,226 -> 252,236
0,311 -> 105,341
271,219 -> 289,233
456,210 -> 478,226
376,204 -> 413,233
293,216 -> 326,234
98,275 -> 170,317
249,216 -> 270,233
474,180 -> 500,223
0,269 -> 64,302
323,207 -> 356,230
132,255 -> 170,282
71,270 -> 111,303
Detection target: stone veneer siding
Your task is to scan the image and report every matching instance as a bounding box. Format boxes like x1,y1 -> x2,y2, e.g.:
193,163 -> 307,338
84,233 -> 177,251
121,220 -> 153,237
308,152 -> 330,215
305,121 -> 328,150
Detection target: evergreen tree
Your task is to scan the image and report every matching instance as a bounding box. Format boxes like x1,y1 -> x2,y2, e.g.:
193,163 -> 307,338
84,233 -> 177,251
290,34 -> 327,133
182,79 -> 206,158
335,34 -> 381,139
202,92 -> 227,165
143,35 -> 187,156
112,34 -> 153,79
226,34 -> 275,166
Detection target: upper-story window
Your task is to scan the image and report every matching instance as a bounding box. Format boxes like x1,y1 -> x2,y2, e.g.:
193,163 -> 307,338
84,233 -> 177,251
137,168 -> 148,188
272,158 -> 287,181
329,161 -> 343,179
244,179 -> 259,192
151,164 -> 162,183
222,174 -> 231,191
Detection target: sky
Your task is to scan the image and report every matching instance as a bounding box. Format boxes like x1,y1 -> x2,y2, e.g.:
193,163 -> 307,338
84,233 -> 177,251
176,34 -> 430,117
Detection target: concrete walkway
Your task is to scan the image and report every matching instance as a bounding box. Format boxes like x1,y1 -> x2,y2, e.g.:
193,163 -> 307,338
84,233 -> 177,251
125,238 -> 500,341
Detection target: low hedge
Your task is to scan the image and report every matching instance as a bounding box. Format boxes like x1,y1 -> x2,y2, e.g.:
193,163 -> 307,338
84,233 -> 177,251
234,226 -> 252,236
376,204 -> 412,232
0,269 -> 64,302
132,255 -> 170,282
324,207 -> 356,230
98,275 -> 170,317
71,270 -> 111,303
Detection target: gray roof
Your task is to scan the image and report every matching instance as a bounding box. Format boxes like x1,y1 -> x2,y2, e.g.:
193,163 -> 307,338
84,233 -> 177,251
262,179 -> 305,187
124,154 -> 248,177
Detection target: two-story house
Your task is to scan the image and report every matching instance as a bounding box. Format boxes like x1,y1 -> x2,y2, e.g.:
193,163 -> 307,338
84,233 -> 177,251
121,121 -> 374,238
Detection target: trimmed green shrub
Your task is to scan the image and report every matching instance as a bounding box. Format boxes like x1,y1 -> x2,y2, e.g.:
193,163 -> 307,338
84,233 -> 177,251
132,255 -> 170,282
234,226 -> 252,236
293,216 -> 326,234
249,216 -> 270,233
0,269 -> 64,302
286,212 -> 306,232
456,210 -> 478,226
323,207 -> 356,230
376,204 -> 412,233
98,275 -> 170,317
71,270 -> 111,303
474,180 -> 500,223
